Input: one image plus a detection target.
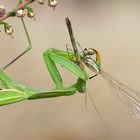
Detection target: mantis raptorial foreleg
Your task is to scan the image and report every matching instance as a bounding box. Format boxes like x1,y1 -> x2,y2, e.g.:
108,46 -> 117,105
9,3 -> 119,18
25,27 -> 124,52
43,48 -> 86,88
28,48 -> 87,99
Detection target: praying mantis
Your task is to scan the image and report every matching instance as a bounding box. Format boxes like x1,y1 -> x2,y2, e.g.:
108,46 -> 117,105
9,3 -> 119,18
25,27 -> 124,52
0,17 -> 89,106
1,16 -> 140,123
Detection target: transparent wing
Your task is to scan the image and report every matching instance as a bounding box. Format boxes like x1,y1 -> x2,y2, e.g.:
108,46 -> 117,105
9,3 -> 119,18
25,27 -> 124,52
100,69 -> 140,120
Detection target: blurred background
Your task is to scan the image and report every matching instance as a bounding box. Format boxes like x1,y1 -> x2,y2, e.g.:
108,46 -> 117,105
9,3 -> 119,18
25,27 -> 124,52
1,0 -> 140,140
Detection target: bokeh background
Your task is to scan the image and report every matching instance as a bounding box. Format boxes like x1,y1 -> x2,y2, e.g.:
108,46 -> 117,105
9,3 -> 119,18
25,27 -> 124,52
1,0 -> 140,140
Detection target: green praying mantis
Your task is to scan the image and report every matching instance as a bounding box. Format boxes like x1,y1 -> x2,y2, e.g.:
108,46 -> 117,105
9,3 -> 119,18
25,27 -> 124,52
1,16 -> 140,123
0,17 -> 89,106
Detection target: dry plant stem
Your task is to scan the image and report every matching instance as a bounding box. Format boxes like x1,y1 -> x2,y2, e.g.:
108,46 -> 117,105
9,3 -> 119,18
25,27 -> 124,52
0,0 -> 34,22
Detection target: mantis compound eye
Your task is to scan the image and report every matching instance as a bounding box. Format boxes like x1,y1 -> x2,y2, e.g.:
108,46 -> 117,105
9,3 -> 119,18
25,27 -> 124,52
84,48 -> 95,56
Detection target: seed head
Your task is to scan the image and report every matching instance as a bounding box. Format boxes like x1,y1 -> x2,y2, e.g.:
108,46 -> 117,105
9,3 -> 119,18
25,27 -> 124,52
48,0 -> 58,9
5,26 -> 14,37
0,5 -> 6,17
27,11 -> 35,18
16,8 -> 26,17
38,0 -> 45,5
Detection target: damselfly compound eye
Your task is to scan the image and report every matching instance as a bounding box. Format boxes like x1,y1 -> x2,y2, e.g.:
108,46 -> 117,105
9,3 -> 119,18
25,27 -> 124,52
88,49 -> 94,55
0,5 -> 6,17
16,8 -> 26,17
38,0 -> 45,5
